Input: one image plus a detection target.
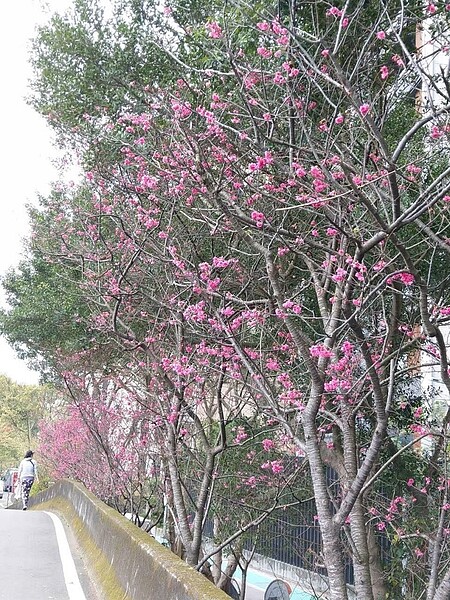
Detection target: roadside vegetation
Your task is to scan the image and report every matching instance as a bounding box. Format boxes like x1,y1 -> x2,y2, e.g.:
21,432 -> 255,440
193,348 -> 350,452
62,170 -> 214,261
2,1 -> 450,598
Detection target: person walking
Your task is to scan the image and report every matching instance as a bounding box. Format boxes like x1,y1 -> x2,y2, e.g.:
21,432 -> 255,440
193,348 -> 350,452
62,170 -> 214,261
17,450 -> 38,510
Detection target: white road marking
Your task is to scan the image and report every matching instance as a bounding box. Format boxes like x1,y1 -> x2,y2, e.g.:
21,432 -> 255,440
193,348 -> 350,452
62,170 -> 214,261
44,510 -> 88,600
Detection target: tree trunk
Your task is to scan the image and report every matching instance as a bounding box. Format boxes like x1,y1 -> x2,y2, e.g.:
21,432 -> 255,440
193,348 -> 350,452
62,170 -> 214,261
321,524 -> 350,600
303,408 -> 349,599
432,567 -> 450,600
349,500 -> 375,600
366,521 -> 388,600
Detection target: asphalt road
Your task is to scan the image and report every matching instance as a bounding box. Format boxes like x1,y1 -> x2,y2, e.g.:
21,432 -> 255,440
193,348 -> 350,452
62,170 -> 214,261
0,497 -> 98,600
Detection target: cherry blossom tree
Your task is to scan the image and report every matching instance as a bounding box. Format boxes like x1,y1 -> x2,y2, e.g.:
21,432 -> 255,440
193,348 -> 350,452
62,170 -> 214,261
4,0 -> 450,598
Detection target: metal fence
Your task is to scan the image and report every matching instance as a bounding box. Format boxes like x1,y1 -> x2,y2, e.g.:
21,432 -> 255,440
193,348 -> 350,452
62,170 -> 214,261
202,465 -> 393,586
244,495 -> 355,585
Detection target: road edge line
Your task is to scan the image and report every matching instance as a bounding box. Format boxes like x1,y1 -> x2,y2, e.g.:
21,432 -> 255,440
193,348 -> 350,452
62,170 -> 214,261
44,510 -> 88,600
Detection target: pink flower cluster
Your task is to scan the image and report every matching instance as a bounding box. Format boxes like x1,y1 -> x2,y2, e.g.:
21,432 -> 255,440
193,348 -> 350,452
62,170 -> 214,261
261,459 -> 284,474
262,438 -> 275,451
282,299 -> 302,314
359,103 -> 370,116
206,21 -> 223,39
387,272 -> 415,286
310,344 -> 334,359
380,65 -> 389,80
171,100 -> 192,119
234,426 -> 248,444
248,151 -> 274,172
251,210 -> 266,228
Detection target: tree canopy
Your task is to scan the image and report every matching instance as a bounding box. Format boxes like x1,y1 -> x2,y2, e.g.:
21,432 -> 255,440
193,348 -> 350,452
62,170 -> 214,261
3,1 -> 450,598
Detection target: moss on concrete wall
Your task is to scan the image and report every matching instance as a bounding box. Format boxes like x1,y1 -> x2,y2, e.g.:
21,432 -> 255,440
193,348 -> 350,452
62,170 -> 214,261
30,481 -> 231,600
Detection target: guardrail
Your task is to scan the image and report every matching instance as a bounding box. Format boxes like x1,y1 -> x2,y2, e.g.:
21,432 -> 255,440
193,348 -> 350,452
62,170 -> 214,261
28,480 -> 230,600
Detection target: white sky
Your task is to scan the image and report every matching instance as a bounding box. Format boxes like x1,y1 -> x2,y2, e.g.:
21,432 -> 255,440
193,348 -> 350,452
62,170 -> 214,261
0,0 -> 71,384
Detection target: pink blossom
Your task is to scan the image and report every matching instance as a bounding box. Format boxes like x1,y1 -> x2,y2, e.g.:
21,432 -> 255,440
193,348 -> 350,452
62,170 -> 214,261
373,260 -> 386,272
275,308 -> 287,319
273,71 -> 287,85
206,277 -> 221,292
261,460 -> 284,474
271,20 -> 287,35
310,165 -> 323,178
234,426 -> 248,444
257,47 -> 272,59
341,340 -> 354,355
335,114 -> 344,124
293,164 -> 306,177
142,217 -> 159,230
431,125 -> 443,139
410,424 -> 427,435
324,378 -> 339,392
244,476 -> 257,488
310,344 -> 334,359
171,100 -> 192,119
266,358 -> 280,370
250,210 -> 265,228
206,21 -> 223,38
262,439 -> 275,451
326,6 -> 342,17
332,267 -> 347,283
406,163 -> 422,175
389,272 -> 415,286
271,461 -> 284,474
321,49 -> 330,57
212,256 -> 234,268
398,272 -> 415,285
392,54 -> 404,67
167,411 -> 179,423
427,3 -> 437,14
359,103 -> 370,116
282,300 -> 302,314
248,151 -> 273,172
257,21 -> 270,31
183,301 -> 207,322
376,31 -> 386,40
380,65 -> 389,80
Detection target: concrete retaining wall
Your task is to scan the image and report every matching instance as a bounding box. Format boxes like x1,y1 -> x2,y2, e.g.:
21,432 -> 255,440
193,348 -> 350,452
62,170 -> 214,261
29,480 -> 230,600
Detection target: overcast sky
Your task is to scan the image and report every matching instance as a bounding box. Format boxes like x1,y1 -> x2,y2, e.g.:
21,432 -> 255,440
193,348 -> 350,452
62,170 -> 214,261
0,0 -> 70,384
